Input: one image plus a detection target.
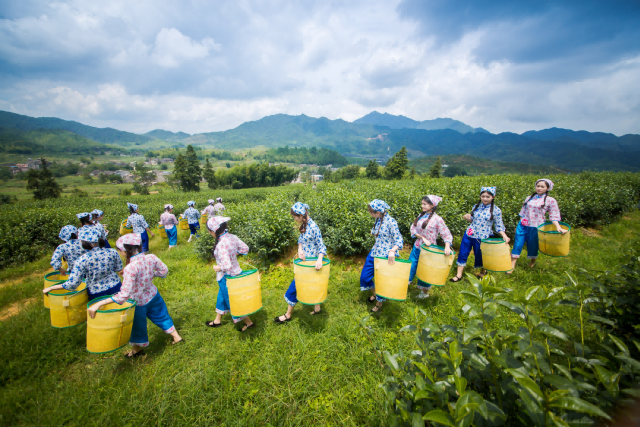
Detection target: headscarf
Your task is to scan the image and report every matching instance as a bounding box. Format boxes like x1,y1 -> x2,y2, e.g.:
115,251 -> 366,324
127,202 -> 138,211
59,225 -> 78,242
216,197 -> 222,203
187,200 -> 195,207
78,227 -> 101,243
207,216 -> 230,233
164,204 -> 173,210
481,187 -> 497,196
425,195 -> 442,207
291,202 -> 309,215
536,179 -> 554,191
76,212 -> 90,220
208,199 -> 215,205
116,233 -> 142,251
91,209 -> 104,217
369,199 -> 390,213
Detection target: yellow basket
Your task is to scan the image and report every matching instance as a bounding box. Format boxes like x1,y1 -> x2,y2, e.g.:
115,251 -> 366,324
538,222 -> 571,257
201,214 -> 208,225
158,224 -> 168,239
43,271 -> 69,308
416,244 -> 456,287
227,269 -> 262,317
48,283 -> 88,328
374,257 -> 411,301
293,257 -> 331,305
86,297 -> 136,354
179,216 -> 189,230
119,219 -> 133,235
480,238 -> 512,272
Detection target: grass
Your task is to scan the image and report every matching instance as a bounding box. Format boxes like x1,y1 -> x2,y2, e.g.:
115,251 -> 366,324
0,211 -> 639,426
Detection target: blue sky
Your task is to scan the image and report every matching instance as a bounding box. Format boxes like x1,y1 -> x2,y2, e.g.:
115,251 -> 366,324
0,0 -> 639,135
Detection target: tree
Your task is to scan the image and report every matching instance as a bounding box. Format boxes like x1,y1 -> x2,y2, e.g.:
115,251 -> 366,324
98,173 -> 108,184
443,165 -> 467,178
409,167 -> 416,179
429,156 -> 442,178
25,158 -> 62,200
203,158 -> 217,189
384,146 -> 409,180
226,162 -> 231,169
365,160 -> 380,179
0,167 -> 12,182
173,145 -> 202,192
132,161 -> 155,195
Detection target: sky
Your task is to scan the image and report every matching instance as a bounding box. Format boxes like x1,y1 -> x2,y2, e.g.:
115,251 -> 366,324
0,0 -> 639,135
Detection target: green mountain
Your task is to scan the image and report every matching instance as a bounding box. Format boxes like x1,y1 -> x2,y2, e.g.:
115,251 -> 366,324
353,111 -> 489,134
144,129 -> 191,141
410,154 -> 567,176
522,127 -> 640,151
0,111 -> 152,145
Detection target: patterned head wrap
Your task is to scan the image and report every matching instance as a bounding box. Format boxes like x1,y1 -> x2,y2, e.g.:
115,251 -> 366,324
425,195 -> 442,207
536,179 -> 554,191
291,202 -> 309,215
207,216 -> 230,233
59,225 -> 78,242
216,197 -> 222,202
78,227 -> 101,243
164,204 -> 173,210
76,212 -> 91,220
187,200 -> 195,207
481,187 -> 497,196
92,209 -> 104,217
208,199 -> 215,205
116,233 -> 142,251
369,199 -> 390,213
127,202 -> 138,211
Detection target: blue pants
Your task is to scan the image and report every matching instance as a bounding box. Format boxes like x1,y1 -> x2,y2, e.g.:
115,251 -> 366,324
141,231 -> 149,253
284,280 -> 298,306
215,276 -> 246,323
409,245 -> 431,290
360,252 -> 384,302
456,234 -> 483,268
512,223 -> 539,259
88,281 -> 121,301
129,292 -> 175,347
166,226 -> 178,247
189,223 -> 200,236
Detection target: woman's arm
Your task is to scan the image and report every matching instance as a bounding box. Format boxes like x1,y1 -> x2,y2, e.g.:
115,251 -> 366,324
87,297 -> 114,319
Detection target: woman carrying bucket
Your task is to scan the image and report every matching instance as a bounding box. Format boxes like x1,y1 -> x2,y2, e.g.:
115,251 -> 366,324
50,225 -> 86,275
213,198 -> 225,215
360,199 -> 403,313
408,195 -> 453,298
87,234 -> 184,358
43,227 -> 123,300
160,204 -> 179,249
127,203 -> 154,254
91,209 -> 111,248
274,202 -> 327,324
201,199 -> 217,217
450,187 -> 510,282
204,216 -> 255,332
509,179 -> 567,272
183,201 -> 201,242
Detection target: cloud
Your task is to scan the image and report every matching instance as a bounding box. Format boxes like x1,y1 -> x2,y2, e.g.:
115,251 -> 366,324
151,28 -> 220,68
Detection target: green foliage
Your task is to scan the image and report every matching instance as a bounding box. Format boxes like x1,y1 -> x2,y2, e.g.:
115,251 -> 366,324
212,163 -> 297,189
444,164 -> 468,177
173,145 -> 202,192
256,145 -> 349,167
384,146 -> 409,180
202,158 -> 216,189
25,158 -> 62,200
0,167 -> 12,181
365,160 -> 381,179
132,161 -> 155,195
429,155 -> 442,178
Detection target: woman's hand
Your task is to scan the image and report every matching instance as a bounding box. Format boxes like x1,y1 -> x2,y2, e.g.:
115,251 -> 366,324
213,265 -> 222,272
557,227 -> 568,234
501,234 -> 511,243
420,236 -> 431,246
388,250 -> 396,265
463,214 -> 472,222
298,249 -> 306,261
88,304 -> 100,319
315,258 -> 323,270
444,244 -> 451,256
59,267 -> 67,275
42,287 -> 52,295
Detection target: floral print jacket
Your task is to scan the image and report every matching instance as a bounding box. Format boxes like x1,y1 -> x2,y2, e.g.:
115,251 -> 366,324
213,232 -> 250,281
464,203 -> 506,240
370,214 -> 403,258
410,213 -> 453,249
64,247 -> 124,294
128,213 -> 149,234
518,195 -> 561,228
111,253 -> 168,306
50,239 -> 86,271
298,218 -> 327,258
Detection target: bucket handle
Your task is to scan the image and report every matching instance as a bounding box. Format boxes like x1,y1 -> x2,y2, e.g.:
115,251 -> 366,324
239,260 -> 260,282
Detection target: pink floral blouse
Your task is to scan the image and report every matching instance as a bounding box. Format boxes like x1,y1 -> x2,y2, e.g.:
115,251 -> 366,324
160,212 -> 179,230
201,205 -> 216,216
213,203 -> 225,215
410,213 -> 453,249
213,232 -> 249,281
111,253 -> 168,306
518,195 -> 561,228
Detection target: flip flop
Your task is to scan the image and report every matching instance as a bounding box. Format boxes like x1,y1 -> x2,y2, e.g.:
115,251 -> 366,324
240,323 -> 255,332
310,309 -> 322,315
367,295 -> 376,303
125,350 -> 145,358
371,305 -> 381,313
205,320 -> 222,328
449,276 -> 462,283
273,315 -> 292,324
172,338 -> 185,345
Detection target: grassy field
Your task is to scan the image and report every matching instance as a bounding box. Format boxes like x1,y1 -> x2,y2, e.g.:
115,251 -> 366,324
0,206 -> 638,426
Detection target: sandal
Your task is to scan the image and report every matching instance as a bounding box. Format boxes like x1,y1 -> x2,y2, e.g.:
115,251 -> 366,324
310,309 -> 322,315
371,304 -> 382,313
273,314 -> 292,324
367,295 -> 376,303
475,272 -> 485,279
240,323 -> 255,332
449,276 -> 462,283
172,338 -> 185,345
205,320 -> 222,328
125,350 -> 145,358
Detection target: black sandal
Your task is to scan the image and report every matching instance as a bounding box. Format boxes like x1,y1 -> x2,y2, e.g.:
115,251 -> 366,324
125,350 -> 145,358
310,309 -> 322,315
240,323 -> 255,332
449,276 -> 462,282
273,315 -> 292,324
367,295 -> 376,303
205,320 -> 222,328
371,305 -> 381,313
172,338 -> 185,345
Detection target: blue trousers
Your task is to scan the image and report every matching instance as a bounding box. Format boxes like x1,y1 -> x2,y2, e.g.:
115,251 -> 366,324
512,223 -> 539,259
215,276 -> 246,323
456,234 -> 483,268
141,231 -> 149,253
409,245 -> 432,290
285,280 -> 298,306
129,292 -> 175,347
166,226 -> 178,247
189,223 -> 200,236
88,281 -> 121,301
360,252 -> 385,302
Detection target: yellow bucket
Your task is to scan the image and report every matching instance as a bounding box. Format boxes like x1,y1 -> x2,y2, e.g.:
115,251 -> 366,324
227,269 -> 262,317
480,238 -> 512,272
86,297 -> 136,354
179,216 -> 189,230
374,257 -> 411,301
48,283 -> 88,328
158,224 -> 168,239
43,271 -> 69,308
119,219 -> 133,235
293,257 -> 331,304
538,222 -> 571,257
416,244 -> 456,287
201,214 -> 208,225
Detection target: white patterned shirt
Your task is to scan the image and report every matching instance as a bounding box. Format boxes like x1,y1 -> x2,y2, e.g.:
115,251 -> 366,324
518,195 -> 561,228
465,203 -> 506,240
370,214 -> 403,257
410,213 -> 453,249
64,247 -> 124,294
160,212 -> 179,230
298,218 -> 327,257
111,253 -> 168,306
213,232 -> 249,281
50,239 -> 87,271
128,213 -> 149,234
183,207 -> 201,224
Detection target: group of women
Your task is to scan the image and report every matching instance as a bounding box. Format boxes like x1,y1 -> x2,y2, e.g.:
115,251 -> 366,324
42,178 -> 566,357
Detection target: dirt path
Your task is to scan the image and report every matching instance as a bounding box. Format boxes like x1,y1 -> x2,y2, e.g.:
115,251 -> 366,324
0,297 -> 37,321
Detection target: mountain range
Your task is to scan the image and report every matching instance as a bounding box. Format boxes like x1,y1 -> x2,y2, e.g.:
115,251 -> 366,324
354,111 -> 489,134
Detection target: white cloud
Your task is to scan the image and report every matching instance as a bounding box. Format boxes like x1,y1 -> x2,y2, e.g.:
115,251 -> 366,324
151,28 -> 221,68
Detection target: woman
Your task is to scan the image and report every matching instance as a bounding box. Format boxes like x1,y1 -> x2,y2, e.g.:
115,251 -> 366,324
213,198 -> 225,215
183,201 -> 201,242
274,202 -> 326,324
201,199 -> 217,217
360,199 -> 403,313
204,216 -> 255,332
91,209 -> 111,248
127,202 -> 155,253
87,234 -> 184,358
450,187 -> 510,282
50,225 -> 86,275
408,195 -> 453,298
43,227 -> 123,300
160,204 -> 179,249
77,212 -> 94,230
510,178 -> 567,272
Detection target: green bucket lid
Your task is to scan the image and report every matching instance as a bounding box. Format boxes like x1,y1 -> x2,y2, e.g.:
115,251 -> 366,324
481,238 -> 506,244
373,256 -> 411,263
537,221 -> 572,233
227,269 -> 258,279
87,295 -> 136,312
294,257 -> 331,267
420,243 -> 456,256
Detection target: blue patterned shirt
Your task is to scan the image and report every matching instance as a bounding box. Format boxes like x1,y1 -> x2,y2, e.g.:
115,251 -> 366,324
80,223 -> 107,240
465,203 -> 506,240
298,218 -> 327,257
63,247 -> 123,294
183,207 -> 201,225
50,239 -> 87,271
370,214 -> 403,258
128,213 -> 149,234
